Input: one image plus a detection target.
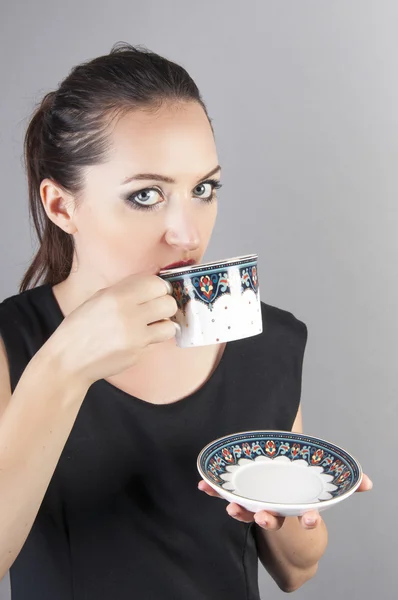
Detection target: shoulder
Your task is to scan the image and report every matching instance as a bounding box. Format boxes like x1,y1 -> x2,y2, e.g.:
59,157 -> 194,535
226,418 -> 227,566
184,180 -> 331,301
0,288 -> 34,342
0,285 -> 52,393
230,301 -> 308,371
0,285 -> 48,321
260,301 -> 308,347
0,284 -> 52,355
0,285 -> 43,346
0,289 -> 27,327
1,285 -> 41,307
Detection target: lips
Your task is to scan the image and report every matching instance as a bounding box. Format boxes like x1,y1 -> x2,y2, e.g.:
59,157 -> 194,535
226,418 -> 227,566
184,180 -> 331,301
160,259 -> 196,271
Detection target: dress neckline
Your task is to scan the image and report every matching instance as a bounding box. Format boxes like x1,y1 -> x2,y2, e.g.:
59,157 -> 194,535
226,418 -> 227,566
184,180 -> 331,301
44,282 -> 231,410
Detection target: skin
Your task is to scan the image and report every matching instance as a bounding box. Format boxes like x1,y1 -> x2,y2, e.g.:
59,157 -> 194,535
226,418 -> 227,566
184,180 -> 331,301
40,101 -> 219,316
39,99 -> 372,591
199,407 -> 372,531
40,100 -> 225,399
199,406 -> 373,591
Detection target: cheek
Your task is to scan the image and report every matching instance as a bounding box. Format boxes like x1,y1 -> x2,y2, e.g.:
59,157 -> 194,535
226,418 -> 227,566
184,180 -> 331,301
74,205 -> 159,281
200,202 -> 217,239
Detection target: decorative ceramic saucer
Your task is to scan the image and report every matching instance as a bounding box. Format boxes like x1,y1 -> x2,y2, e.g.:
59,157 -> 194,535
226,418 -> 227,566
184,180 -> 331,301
197,431 -> 363,517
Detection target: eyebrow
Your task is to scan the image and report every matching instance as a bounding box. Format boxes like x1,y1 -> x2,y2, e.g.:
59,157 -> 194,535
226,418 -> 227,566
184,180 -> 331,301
120,165 -> 221,186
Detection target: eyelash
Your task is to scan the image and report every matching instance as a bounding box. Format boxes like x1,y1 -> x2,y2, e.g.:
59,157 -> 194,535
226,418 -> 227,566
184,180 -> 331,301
124,179 -> 223,212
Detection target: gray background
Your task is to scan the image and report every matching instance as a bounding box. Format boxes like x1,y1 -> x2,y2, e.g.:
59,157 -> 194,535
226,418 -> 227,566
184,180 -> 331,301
0,0 -> 394,598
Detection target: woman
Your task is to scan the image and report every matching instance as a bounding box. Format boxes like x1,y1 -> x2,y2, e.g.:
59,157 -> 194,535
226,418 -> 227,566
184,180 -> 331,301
0,43 -> 372,599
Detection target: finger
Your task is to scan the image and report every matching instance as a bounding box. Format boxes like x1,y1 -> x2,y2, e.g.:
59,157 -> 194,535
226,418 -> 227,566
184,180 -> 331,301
226,503 -> 256,523
197,481 -> 223,499
254,510 -> 285,531
142,294 -> 178,325
157,277 -> 174,296
122,274 -> 173,304
356,473 -> 373,492
299,510 -> 321,530
146,319 -> 180,344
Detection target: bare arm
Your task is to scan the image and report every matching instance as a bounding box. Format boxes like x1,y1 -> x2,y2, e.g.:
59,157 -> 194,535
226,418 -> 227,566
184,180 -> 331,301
0,273 -> 178,579
0,335 -> 89,578
253,406 -> 328,592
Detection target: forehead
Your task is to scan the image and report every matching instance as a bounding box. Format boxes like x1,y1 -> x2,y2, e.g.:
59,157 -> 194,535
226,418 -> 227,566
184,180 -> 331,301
107,101 -> 218,179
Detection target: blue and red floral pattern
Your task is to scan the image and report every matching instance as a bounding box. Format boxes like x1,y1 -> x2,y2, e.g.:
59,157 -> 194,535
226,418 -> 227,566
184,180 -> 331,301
200,431 -> 360,499
165,258 -> 259,314
240,265 -> 258,295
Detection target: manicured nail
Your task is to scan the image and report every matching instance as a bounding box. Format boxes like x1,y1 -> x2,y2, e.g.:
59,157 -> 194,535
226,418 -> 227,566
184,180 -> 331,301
254,516 -> 267,528
157,276 -> 173,295
173,322 -> 181,335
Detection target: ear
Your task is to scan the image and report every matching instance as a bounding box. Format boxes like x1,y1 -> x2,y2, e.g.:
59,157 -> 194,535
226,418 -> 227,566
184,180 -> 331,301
40,178 -> 78,234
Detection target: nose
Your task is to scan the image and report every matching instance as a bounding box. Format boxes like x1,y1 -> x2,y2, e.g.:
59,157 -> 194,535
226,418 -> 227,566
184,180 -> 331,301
164,205 -> 200,252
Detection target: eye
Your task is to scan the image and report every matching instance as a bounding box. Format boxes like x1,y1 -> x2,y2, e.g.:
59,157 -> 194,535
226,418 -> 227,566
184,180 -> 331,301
132,188 -> 162,206
124,179 -> 222,212
127,187 -> 163,208
194,180 -> 222,200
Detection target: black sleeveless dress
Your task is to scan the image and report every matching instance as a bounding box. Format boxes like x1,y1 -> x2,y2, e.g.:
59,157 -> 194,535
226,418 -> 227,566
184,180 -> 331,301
0,283 -> 308,600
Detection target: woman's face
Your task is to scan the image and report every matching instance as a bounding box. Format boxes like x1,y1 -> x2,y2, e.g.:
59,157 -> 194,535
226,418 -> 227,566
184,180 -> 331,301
63,101 -> 220,288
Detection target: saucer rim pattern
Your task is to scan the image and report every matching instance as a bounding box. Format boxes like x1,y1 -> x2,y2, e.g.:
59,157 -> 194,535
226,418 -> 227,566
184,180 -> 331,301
197,430 -> 363,511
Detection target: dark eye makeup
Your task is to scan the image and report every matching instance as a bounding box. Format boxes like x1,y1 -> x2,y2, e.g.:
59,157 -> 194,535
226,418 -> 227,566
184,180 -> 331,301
123,179 -> 223,212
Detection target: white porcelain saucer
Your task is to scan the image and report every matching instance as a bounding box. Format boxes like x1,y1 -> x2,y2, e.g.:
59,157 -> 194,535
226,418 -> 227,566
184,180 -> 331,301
197,430 -> 363,517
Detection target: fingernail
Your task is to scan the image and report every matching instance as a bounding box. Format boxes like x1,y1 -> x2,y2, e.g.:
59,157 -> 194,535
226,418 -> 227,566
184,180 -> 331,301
255,517 -> 267,528
304,517 -> 316,526
259,521 -> 268,528
173,322 -> 181,335
156,276 -> 172,295
164,280 -> 173,295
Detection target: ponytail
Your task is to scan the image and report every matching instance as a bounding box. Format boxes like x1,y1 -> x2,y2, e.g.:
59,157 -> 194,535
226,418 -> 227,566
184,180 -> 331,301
20,92 -> 74,292
19,42 -> 210,292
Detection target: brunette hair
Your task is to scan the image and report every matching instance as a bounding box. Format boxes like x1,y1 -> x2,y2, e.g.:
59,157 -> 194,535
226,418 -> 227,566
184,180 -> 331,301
20,42 -> 211,292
